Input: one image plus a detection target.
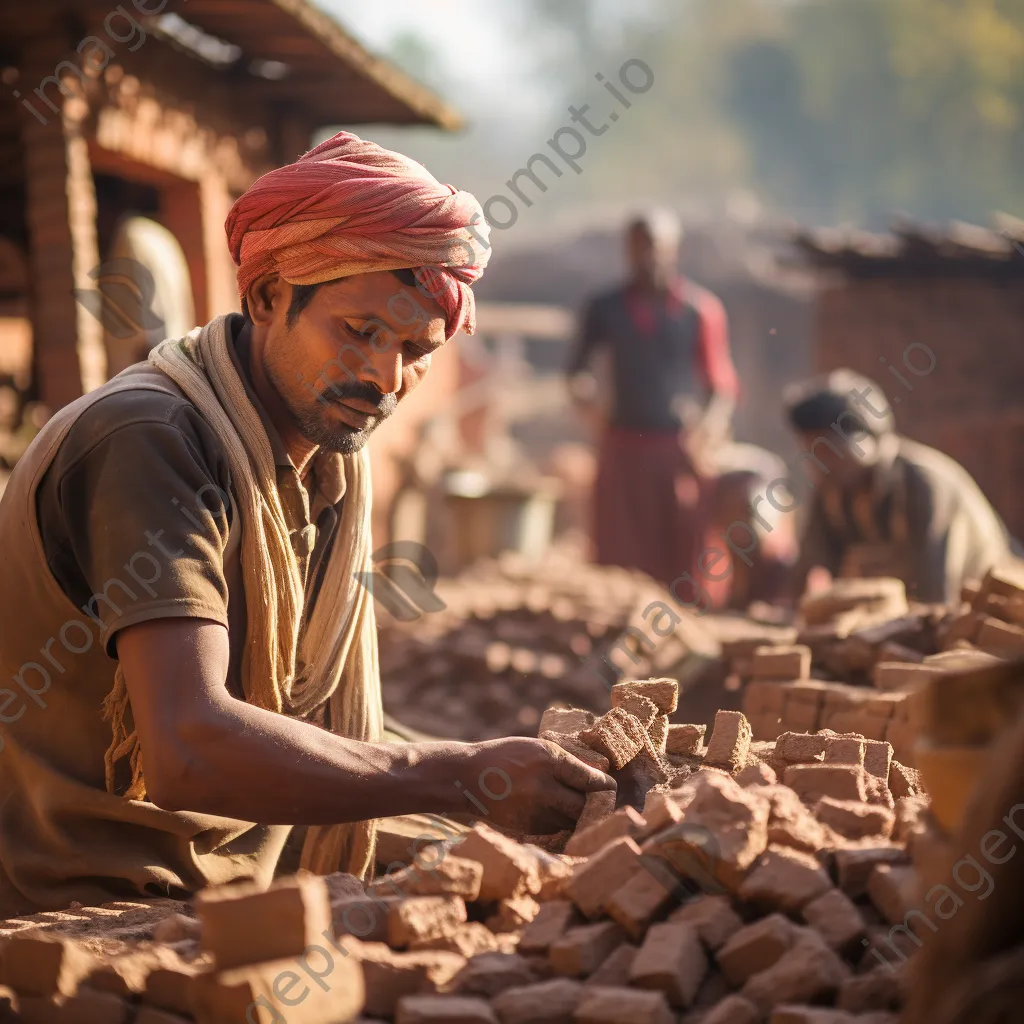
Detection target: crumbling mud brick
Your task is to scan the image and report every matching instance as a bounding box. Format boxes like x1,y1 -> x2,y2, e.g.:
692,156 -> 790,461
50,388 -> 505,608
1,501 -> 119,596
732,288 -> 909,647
370,856 -> 483,901
702,994 -> 761,1024
151,914 -> 202,945
640,792 -> 685,836
645,716 -> 668,756
867,864 -> 918,926
740,931 -> 850,1012
534,852 -> 581,902
735,762 -> 777,787
611,679 -> 679,715
763,786 -> 836,855
665,723 -> 706,756
87,947 -> 194,999
738,846 -> 833,913
456,824 -> 541,902
836,964 -> 904,1012
863,773 -> 896,812
975,615 -> 1024,655
333,895 -> 401,943
872,662 -> 935,692
192,952 -> 363,1024
490,978 -> 583,1024
451,952 -> 537,999
414,922 -> 498,957
716,914 -> 796,985
774,731 -> 827,764
629,921 -> 707,1009
565,837 -> 643,920
834,847 -> 908,899
61,989 -> 130,1024
611,692 -> 659,729
887,761 -> 922,799
543,733 -> 612,773
704,711 -> 753,770
395,994 -> 498,1023
605,866 -> 675,941
518,901 -> 579,955
193,873 -> 332,971
783,764 -> 867,804
668,895 -> 743,951
753,645 -> 812,681
814,798 -> 894,840
143,960 -> 204,1017
823,737 -> 866,766
549,921 -> 626,978
584,943 -> 638,987
540,708 -> 595,735
579,709 -> 647,769
802,889 -> 867,955
486,897 -> 539,934
388,895 -> 467,949
0,934 -> 99,997
356,944 -> 465,1019
575,985 -> 674,1024
862,740 -> 893,781
566,806 -> 646,858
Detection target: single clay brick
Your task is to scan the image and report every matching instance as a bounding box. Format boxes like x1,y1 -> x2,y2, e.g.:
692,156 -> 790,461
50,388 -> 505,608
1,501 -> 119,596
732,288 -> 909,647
863,740 -> 894,780
194,873 -> 332,971
775,732 -> 827,764
0,934 -> 99,997
863,773 -> 896,810
836,964 -> 903,1012
629,921 -> 707,1009
455,824 -> 541,902
611,679 -> 679,715
518,901 -> 579,955
491,978 -> 582,1024
565,838 -> 643,920
716,914 -> 797,985
802,889 -> 867,954
370,856 -> 483,901
640,791 -> 685,836
540,708 -> 595,735
575,985 -> 674,1024
753,645 -> 812,681
544,732 -> 613,773
605,866 -> 675,941
888,761 -> 922,799
486,897 -> 539,934
451,952 -> 536,999
61,989 -> 130,1023
702,995 -> 762,1024
648,715 -> 669,755
668,895 -> 743,951
333,895 -> 400,942
192,952 -> 364,1024
784,764 -> 868,804
824,737 -> 866,766
357,944 -> 465,1019
86,947 -> 190,999
613,692 -> 659,729
814,798 -> 894,840
143,960 -> 204,1017
738,846 -> 833,913
867,864 -> 918,925
395,994 -> 498,1023
579,709 -> 647,769
834,846 -> 907,899
704,711 -> 753,770
388,895 -> 467,949
414,922 -> 499,957
566,806 -> 646,858
740,931 -> 849,1012
535,852 -> 581,902
584,943 -> 638,987
765,787 -> 836,855
735,762 -> 777,787
665,723 -> 706,756
549,921 -> 625,978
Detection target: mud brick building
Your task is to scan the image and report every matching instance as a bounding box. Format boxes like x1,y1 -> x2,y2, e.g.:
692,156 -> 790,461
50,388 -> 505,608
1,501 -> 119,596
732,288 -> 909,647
798,219 -> 1024,540
0,0 -> 463,541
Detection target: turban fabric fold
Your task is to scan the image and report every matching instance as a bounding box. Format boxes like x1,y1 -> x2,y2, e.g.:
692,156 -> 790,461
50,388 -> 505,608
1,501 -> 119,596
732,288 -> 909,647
226,132 -> 491,338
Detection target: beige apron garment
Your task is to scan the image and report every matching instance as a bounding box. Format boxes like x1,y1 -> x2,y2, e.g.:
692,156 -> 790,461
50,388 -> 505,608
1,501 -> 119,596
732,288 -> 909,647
0,317 -> 381,914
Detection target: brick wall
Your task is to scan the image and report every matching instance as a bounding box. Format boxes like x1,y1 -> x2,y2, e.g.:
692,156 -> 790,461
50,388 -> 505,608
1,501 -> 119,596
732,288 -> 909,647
814,276 -> 1024,539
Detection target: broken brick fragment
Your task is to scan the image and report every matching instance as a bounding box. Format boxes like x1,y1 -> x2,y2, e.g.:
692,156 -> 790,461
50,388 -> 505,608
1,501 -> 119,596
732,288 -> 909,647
575,984 -> 675,1024
704,711 -> 753,770
579,709 -> 647,769
455,824 -> 541,902
629,921 -> 707,1009
549,921 -> 626,978
610,679 -> 679,715
665,724 -> 706,756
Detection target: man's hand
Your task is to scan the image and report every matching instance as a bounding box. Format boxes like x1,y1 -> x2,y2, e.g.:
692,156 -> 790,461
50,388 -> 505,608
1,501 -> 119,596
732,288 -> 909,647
458,737 -> 615,835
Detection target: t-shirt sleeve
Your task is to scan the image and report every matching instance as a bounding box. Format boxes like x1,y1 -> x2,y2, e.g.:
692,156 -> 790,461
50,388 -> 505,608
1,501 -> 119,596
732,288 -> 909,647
44,416 -> 234,654
693,290 -> 739,399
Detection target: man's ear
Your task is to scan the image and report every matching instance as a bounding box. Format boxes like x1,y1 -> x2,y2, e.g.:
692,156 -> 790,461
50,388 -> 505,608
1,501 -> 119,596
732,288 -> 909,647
246,274 -> 289,327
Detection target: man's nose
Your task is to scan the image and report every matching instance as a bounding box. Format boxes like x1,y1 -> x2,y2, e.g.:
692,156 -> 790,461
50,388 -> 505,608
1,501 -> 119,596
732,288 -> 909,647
360,344 -> 403,395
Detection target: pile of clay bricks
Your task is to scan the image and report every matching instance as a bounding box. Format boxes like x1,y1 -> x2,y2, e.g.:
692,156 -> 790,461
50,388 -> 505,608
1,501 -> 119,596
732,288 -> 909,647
0,677 -> 938,1023
376,547 -> 719,742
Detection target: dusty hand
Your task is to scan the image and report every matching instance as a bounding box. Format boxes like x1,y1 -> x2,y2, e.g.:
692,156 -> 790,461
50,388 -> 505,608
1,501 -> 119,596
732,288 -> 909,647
457,737 -> 615,835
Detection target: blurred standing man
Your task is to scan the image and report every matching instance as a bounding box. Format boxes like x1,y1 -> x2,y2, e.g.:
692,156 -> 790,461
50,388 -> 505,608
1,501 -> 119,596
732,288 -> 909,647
785,369 -> 1012,603
566,211 -> 739,586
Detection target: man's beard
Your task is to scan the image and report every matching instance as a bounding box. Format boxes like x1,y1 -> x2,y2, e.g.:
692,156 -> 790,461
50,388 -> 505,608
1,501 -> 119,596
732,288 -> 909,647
280,373 -> 398,454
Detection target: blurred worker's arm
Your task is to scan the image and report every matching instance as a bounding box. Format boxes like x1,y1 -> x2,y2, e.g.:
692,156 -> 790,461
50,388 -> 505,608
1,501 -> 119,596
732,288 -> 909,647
565,298 -> 604,409
117,617 -> 614,835
691,289 -> 738,453
788,496 -> 842,601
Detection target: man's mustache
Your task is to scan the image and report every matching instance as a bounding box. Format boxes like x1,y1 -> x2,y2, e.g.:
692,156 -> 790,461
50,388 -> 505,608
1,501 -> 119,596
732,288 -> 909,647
323,379 -> 397,420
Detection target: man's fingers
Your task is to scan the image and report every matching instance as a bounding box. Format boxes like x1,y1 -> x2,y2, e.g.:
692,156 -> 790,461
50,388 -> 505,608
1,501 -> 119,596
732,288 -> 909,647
539,780 -> 587,828
548,743 -> 617,793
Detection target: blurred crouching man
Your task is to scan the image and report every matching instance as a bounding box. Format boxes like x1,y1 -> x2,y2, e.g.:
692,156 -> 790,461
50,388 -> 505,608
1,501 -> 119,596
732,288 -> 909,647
565,211 -> 739,589
785,369 -> 1012,604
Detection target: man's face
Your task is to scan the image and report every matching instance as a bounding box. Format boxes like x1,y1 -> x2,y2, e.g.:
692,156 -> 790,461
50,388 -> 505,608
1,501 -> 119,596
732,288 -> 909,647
257,270 -> 448,454
627,224 -> 679,288
797,429 -> 877,490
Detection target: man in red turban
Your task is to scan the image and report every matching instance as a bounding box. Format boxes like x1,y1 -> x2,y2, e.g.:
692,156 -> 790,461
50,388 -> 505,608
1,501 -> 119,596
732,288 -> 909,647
0,133 -> 612,916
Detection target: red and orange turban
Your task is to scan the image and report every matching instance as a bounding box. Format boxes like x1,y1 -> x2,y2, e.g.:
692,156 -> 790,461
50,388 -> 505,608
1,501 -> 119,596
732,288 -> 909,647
225,132 -> 491,338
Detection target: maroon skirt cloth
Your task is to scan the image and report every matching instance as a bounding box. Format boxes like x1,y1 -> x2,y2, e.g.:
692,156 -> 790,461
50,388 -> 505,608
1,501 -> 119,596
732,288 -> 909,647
592,426 -> 707,587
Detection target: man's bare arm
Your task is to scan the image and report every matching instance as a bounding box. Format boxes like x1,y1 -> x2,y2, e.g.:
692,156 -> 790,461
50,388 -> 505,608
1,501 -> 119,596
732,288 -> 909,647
117,618 -> 613,834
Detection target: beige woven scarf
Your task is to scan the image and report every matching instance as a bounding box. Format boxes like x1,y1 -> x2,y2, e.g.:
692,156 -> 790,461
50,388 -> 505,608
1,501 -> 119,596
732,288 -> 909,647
101,314 -> 384,880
